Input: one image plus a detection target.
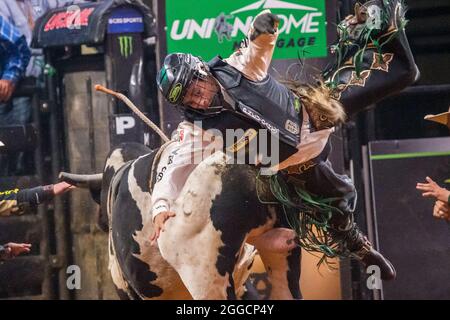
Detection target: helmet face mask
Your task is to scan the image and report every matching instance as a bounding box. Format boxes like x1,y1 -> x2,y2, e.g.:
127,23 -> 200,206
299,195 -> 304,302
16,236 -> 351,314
157,53 -> 213,107
182,75 -> 220,111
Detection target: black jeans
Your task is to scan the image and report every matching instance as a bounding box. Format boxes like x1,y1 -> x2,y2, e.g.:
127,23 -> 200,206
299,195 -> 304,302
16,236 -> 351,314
288,159 -> 357,231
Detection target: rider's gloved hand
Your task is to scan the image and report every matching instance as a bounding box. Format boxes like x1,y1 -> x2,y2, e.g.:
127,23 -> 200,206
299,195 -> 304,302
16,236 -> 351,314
150,211 -> 176,245
250,10 -> 280,41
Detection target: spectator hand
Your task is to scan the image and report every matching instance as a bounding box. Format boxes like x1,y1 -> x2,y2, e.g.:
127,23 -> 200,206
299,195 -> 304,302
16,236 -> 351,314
416,176 -> 450,202
433,200 -> 450,221
0,80 -> 15,102
52,182 -> 76,196
150,211 -> 176,246
5,243 -> 31,259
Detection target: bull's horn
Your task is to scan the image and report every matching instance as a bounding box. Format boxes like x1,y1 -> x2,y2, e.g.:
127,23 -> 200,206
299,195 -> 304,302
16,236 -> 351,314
59,172 -> 103,189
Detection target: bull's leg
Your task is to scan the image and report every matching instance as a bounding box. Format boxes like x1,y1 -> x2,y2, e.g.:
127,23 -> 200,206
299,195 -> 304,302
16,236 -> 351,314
247,226 -> 302,299
109,233 -> 141,300
158,228 -> 236,300
158,221 -> 239,300
257,247 -> 302,300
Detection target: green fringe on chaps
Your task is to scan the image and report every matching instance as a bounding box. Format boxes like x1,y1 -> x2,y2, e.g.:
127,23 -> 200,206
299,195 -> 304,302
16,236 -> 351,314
268,174 -> 352,268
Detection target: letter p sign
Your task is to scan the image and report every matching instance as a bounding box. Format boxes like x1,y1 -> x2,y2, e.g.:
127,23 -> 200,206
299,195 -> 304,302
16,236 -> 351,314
116,116 -> 136,135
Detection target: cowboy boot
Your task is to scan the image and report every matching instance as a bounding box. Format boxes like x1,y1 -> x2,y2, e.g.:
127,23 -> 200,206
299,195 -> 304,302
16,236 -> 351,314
324,0 -> 420,116
334,223 -> 396,280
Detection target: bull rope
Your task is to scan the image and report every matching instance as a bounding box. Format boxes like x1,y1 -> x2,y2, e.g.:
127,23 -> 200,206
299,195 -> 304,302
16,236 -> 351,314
95,85 -> 170,143
149,140 -> 174,193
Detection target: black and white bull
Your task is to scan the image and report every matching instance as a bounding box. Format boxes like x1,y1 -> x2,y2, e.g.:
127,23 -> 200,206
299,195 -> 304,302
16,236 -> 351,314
62,142 -> 302,300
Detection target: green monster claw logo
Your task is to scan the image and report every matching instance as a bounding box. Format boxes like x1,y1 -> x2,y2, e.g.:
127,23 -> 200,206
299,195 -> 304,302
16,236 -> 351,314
168,83 -> 183,103
118,36 -> 133,58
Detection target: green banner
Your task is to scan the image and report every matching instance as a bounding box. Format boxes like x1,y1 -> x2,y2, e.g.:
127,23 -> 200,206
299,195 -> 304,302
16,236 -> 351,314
165,0 -> 327,61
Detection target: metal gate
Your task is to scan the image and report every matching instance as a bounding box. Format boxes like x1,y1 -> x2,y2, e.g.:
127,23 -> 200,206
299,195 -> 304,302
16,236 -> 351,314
0,77 -> 67,299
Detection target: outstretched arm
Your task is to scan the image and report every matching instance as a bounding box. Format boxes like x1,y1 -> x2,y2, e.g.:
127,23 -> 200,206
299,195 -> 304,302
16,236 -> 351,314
0,243 -> 31,261
150,121 -> 222,244
225,10 -> 279,81
0,182 -> 74,217
416,176 -> 450,221
416,176 -> 450,203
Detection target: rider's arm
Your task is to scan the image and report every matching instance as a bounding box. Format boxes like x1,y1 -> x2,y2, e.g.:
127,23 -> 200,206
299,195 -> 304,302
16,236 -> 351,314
151,121 -> 221,221
224,10 -> 279,82
151,143 -> 196,221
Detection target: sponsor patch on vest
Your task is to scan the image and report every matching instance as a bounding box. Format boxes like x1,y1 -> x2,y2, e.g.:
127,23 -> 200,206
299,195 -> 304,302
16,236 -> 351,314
285,119 -> 299,134
241,107 -> 279,134
169,83 -> 183,103
227,128 -> 258,153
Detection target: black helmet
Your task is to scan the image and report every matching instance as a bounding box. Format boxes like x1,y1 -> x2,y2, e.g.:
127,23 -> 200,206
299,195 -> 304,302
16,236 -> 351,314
157,53 -> 209,105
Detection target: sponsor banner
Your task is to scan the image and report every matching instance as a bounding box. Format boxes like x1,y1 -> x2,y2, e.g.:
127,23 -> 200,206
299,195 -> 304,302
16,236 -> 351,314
44,7 -> 94,32
107,7 -> 144,34
165,0 -> 327,60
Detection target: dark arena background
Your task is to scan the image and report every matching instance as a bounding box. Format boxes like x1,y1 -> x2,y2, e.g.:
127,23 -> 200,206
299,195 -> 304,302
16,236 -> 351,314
0,0 -> 449,301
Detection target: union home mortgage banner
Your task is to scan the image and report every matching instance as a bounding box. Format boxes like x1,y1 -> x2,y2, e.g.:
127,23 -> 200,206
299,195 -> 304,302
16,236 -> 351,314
165,0 -> 327,60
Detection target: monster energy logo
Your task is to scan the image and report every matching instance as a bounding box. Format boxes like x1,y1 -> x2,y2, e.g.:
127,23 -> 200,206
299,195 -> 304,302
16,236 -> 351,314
169,83 -> 183,103
118,36 -> 133,58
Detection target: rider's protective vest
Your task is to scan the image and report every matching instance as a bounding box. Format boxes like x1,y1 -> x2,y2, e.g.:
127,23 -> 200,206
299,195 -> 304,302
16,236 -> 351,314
208,56 -> 302,148
183,56 -> 302,165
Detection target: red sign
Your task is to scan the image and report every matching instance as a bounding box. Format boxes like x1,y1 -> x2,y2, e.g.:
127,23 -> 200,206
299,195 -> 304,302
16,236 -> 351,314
44,8 -> 95,32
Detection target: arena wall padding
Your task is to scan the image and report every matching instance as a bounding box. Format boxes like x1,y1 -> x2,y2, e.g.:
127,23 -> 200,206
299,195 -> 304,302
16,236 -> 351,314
367,137 -> 450,299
